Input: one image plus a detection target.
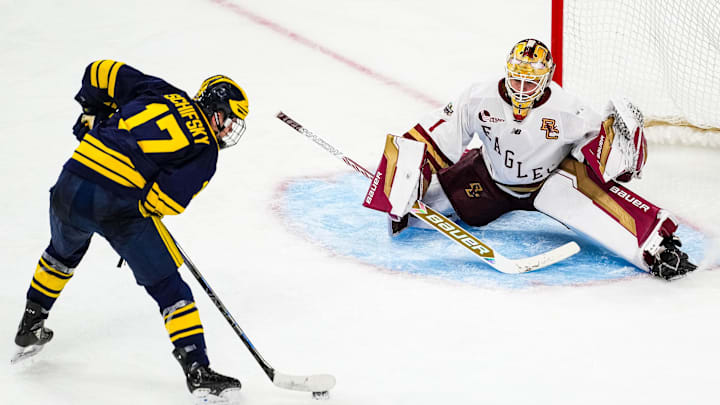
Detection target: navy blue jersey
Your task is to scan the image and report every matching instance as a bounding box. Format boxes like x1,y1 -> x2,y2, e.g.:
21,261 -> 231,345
64,60 -> 220,217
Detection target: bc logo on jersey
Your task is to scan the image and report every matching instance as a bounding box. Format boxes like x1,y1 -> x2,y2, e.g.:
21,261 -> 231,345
465,183 -> 483,198
541,118 -> 559,139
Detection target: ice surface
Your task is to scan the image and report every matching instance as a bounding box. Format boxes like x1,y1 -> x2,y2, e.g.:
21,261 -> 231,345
1,1 -> 719,405
278,172 -> 712,288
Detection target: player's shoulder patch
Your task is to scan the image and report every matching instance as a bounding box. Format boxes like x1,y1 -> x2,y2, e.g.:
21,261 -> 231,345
443,102 -> 454,116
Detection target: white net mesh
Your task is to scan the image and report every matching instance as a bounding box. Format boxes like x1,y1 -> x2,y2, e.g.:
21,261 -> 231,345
561,0 -> 720,146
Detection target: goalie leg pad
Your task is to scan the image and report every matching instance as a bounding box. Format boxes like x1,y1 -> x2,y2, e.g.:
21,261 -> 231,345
535,159 -> 684,272
363,135 -> 431,217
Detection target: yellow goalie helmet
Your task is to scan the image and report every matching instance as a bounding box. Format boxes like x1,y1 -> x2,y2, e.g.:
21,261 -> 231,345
505,38 -> 555,121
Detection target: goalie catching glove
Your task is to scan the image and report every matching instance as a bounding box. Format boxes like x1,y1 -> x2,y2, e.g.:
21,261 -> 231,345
363,135 -> 432,218
579,98 -> 648,183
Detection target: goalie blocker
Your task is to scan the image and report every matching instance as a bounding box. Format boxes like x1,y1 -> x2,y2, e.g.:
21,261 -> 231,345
363,135 -> 432,218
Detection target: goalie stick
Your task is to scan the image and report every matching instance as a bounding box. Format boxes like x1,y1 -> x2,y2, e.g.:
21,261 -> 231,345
276,111 -> 580,274
162,222 -> 336,396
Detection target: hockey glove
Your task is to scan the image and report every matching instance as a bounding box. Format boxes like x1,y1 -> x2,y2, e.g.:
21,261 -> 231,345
648,236 -> 697,281
72,113 -> 96,140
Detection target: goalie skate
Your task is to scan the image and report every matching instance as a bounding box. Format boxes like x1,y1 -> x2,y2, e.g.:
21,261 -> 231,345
647,235 -> 697,281
388,214 -> 409,237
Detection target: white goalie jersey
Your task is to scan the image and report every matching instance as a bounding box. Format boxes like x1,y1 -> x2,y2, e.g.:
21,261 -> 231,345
412,79 -> 602,195
385,77 -> 684,274
365,37 -> 694,279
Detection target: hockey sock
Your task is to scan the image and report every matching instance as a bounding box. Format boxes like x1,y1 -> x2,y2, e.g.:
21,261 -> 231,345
163,300 -> 209,365
26,253 -> 75,311
146,272 -> 209,366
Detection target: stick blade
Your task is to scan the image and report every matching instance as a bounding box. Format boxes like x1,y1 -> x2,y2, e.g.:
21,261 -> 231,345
509,241 -> 581,273
273,372 -> 336,392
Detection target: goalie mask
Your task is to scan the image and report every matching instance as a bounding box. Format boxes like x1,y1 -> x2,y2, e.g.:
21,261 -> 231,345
505,39 -> 554,121
194,75 -> 249,149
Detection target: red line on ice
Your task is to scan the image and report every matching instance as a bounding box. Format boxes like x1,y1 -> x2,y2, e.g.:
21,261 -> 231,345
210,0 -> 441,107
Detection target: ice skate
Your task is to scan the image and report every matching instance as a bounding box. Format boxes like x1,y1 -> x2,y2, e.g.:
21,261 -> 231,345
174,347 -> 242,404
11,300 -> 53,364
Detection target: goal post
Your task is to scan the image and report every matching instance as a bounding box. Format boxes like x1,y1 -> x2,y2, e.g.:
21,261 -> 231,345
551,0 -> 720,147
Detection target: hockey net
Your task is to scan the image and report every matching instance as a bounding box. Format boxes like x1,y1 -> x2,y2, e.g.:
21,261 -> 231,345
552,0 -> 720,147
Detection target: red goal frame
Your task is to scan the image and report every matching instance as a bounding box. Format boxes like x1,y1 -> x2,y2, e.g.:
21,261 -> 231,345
551,0 -> 564,86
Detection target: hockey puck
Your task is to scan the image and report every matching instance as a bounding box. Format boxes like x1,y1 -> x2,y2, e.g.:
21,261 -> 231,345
312,391 -> 330,400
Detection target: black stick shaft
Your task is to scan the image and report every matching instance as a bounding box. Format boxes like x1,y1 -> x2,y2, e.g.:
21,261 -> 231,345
164,226 -> 277,381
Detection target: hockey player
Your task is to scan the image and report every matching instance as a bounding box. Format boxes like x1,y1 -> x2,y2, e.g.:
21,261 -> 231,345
13,60 -> 248,402
363,39 -> 696,280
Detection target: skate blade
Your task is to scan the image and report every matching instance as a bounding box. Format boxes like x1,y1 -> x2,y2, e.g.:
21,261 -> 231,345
10,344 -> 44,365
191,387 -> 242,404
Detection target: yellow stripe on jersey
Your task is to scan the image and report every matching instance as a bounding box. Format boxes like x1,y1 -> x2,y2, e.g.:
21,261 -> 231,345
144,183 -> 186,216
84,134 -> 135,168
197,107 -> 220,151
90,60 -> 125,97
151,216 -> 184,267
90,60 -> 102,87
30,258 -> 74,299
108,62 -> 124,98
71,152 -> 135,188
72,135 -> 147,189
97,60 -> 114,89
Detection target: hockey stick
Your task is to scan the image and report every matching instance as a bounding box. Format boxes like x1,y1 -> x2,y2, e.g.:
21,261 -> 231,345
164,226 -> 335,397
276,111 -> 580,274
